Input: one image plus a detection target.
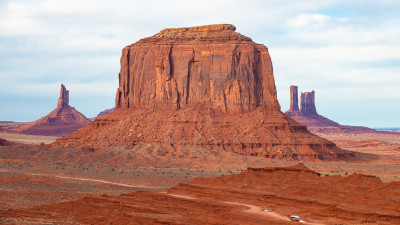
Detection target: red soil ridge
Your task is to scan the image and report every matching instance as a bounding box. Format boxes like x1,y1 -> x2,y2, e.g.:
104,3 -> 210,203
18,84 -> 90,136
2,164 -> 399,224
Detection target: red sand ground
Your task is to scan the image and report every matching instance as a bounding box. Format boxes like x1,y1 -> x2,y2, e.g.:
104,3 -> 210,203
1,134 -> 399,224
1,164 -> 399,225
318,132 -> 400,157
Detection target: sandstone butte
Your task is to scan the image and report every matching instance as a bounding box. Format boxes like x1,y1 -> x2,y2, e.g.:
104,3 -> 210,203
285,85 -> 381,134
53,24 -> 355,160
18,84 -> 91,136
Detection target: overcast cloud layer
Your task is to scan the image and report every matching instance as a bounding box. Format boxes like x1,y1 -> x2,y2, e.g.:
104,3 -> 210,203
0,0 -> 399,127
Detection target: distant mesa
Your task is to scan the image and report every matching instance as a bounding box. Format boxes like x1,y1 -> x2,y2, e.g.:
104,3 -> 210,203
0,121 -> 27,133
53,24 -> 354,161
18,84 -> 90,136
285,85 -> 378,134
96,107 -> 116,119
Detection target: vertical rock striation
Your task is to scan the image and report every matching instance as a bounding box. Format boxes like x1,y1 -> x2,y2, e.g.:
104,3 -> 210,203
300,91 -> 317,115
54,25 -> 355,161
115,24 -> 280,112
57,84 -> 69,108
289,85 -> 300,112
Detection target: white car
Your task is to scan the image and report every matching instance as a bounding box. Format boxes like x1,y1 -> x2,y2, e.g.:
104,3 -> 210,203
290,215 -> 301,222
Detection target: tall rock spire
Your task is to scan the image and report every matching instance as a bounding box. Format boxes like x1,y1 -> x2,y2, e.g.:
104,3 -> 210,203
18,83 -> 90,136
57,84 -> 69,108
289,85 -> 300,112
300,91 -> 317,115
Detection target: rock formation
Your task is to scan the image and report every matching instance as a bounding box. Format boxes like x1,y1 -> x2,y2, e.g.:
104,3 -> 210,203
57,84 -> 69,108
18,84 -> 90,136
300,91 -> 317,115
53,24 -> 354,160
0,138 -> 16,146
115,24 -> 279,112
96,107 -> 116,118
288,85 -> 300,112
286,86 -> 378,134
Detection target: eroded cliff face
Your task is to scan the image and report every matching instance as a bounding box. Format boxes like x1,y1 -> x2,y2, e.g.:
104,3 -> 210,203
289,85 -> 300,112
57,84 -> 69,108
53,25 -> 355,161
115,24 -> 280,112
300,91 -> 317,115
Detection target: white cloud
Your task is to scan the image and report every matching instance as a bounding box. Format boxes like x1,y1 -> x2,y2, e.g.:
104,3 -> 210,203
0,2 -> 41,35
288,13 -> 332,28
0,0 -> 399,127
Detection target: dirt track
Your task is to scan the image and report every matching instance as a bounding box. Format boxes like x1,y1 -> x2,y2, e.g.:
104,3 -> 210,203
2,164 -> 399,225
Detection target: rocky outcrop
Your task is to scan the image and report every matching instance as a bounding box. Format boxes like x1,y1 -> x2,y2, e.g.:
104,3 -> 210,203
18,84 -> 90,136
300,91 -> 317,115
115,24 -> 280,112
289,85 -> 300,112
53,25 -> 355,161
286,86 -> 378,134
57,84 -> 69,108
0,138 -> 16,146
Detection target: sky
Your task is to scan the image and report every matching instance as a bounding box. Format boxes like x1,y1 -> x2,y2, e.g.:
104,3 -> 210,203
0,0 -> 399,128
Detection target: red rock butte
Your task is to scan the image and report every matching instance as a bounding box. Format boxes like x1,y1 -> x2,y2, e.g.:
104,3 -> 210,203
115,24 -> 279,112
18,84 -> 90,136
53,24 -> 355,160
285,85 -> 379,134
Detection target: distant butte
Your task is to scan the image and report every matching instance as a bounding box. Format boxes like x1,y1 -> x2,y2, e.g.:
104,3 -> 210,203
285,85 -> 379,134
95,107 -> 116,119
18,84 -> 90,136
53,24 -> 355,160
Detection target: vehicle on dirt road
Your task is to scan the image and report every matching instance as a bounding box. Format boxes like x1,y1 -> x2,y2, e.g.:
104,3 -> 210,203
290,215 -> 301,222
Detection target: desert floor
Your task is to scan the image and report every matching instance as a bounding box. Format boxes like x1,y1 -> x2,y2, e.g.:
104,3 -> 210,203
0,131 -> 399,224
